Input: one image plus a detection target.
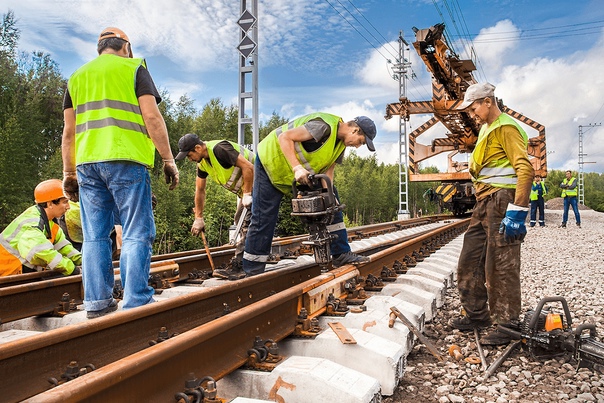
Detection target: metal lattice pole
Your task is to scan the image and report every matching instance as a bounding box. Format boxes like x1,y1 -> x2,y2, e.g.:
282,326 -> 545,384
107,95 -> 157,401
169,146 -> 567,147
237,0 -> 259,152
392,31 -> 411,219
578,123 -> 600,206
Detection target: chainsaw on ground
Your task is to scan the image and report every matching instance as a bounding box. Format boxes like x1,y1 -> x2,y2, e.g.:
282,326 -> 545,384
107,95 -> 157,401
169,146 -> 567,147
291,174 -> 345,271
499,296 -> 604,371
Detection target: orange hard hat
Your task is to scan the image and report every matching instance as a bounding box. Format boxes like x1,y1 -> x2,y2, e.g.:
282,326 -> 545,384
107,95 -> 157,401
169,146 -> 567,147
98,27 -> 130,43
34,179 -> 67,204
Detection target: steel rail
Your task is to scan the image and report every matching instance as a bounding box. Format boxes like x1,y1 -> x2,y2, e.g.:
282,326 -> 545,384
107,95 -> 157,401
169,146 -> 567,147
0,217 -> 440,288
0,217 -> 440,324
2,218 -> 468,402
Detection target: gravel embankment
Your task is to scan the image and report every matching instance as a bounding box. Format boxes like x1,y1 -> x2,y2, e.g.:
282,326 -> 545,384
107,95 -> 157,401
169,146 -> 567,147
387,208 -> 604,403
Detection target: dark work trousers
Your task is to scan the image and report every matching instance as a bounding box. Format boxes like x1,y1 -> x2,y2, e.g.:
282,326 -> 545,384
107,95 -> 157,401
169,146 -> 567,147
456,188 -> 522,325
529,197 -> 545,226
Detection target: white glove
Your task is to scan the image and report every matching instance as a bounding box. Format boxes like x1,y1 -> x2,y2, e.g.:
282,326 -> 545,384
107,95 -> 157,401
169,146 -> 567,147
242,193 -> 253,208
293,165 -> 311,186
191,217 -> 205,236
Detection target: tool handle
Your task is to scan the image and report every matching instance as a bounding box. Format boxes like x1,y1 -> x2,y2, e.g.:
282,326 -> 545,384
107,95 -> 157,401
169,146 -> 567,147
200,231 -> 216,272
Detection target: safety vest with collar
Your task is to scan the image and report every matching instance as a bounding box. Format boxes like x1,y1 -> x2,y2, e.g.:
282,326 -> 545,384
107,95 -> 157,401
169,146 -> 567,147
198,141 -> 255,197
68,54 -> 155,167
469,113 -> 528,189
561,177 -> 578,197
257,112 -> 346,194
530,181 -> 547,201
0,206 -> 82,276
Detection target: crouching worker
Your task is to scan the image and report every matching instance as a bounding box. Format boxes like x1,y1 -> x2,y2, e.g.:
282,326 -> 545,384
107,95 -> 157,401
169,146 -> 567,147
0,179 -> 82,276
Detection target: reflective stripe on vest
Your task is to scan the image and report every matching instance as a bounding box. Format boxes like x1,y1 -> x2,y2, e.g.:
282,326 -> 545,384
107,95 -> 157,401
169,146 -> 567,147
257,112 -> 346,194
562,178 -> 577,197
68,54 -> 155,167
198,141 -> 255,197
0,206 -> 77,273
530,182 -> 547,201
470,113 -> 528,189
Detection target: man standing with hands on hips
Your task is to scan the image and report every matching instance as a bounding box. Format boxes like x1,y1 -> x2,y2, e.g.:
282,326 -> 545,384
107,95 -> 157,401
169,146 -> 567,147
62,27 -> 179,318
448,83 -> 534,345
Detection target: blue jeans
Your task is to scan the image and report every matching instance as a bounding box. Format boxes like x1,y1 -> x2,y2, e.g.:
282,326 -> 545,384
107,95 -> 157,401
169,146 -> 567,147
78,162 -> 155,311
242,157 -> 350,276
562,196 -> 581,225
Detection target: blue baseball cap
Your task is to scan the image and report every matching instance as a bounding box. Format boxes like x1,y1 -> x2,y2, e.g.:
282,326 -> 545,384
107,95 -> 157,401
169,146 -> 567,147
354,116 -> 377,151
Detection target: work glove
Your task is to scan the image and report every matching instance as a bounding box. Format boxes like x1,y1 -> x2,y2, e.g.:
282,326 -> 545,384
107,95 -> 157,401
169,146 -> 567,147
242,192 -> 253,208
163,159 -> 180,190
498,203 -> 529,243
293,164 -> 311,186
62,173 -> 79,202
191,217 -> 205,236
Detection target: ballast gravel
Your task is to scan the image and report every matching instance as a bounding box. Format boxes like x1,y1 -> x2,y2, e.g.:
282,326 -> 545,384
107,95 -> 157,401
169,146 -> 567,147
386,208 -> 604,403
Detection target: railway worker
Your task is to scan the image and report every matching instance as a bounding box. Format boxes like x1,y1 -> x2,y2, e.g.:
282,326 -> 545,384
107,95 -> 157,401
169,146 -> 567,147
61,27 -> 179,319
242,113 -> 377,277
175,133 -> 254,280
449,83 -> 534,345
559,170 -> 581,228
57,200 -> 123,259
0,179 -> 82,276
529,174 -> 547,227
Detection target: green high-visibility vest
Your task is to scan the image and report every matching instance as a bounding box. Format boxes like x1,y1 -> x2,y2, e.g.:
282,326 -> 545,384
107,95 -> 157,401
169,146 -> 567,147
470,113 -> 528,189
562,177 -> 577,197
0,206 -> 81,276
530,181 -> 547,201
258,112 -> 346,194
68,54 -> 155,167
198,141 -> 255,197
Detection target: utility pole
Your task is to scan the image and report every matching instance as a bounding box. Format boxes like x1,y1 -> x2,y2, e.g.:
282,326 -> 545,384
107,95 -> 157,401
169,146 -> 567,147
237,0 -> 259,151
391,31 -> 412,220
577,123 -> 600,205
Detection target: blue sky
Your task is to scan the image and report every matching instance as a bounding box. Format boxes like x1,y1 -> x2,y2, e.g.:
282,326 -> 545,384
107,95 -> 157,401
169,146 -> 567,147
3,0 -> 604,173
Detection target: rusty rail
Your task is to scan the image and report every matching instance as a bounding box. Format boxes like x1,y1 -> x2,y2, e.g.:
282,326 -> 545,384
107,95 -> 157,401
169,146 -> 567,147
1,218 -> 468,402
0,217 -> 440,324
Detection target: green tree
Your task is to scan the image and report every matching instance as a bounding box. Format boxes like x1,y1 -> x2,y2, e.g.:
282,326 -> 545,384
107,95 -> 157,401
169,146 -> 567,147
0,11 -> 66,227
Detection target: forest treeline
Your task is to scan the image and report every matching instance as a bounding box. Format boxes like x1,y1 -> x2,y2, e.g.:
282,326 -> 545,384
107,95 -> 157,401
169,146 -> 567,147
2,11 -> 604,254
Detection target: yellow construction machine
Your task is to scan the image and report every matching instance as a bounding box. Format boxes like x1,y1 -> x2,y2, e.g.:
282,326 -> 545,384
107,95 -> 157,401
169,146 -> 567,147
385,23 -> 547,215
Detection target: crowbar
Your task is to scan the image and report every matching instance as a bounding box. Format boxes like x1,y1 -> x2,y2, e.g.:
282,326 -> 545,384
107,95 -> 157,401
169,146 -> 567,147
474,328 -> 488,370
390,306 -> 443,361
200,230 -> 216,272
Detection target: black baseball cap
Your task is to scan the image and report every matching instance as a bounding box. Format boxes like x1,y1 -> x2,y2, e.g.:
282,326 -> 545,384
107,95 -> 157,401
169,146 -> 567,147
175,133 -> 202,161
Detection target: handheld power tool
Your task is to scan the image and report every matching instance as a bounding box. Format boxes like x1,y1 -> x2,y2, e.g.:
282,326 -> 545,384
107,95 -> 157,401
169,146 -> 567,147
291,174 -> 345,271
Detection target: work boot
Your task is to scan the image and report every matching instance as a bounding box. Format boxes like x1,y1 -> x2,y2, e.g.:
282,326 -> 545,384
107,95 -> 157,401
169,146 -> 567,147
87,299 -> 118,319
480,327 -> 512,346
577,223 -> 581,228
560,223 -> 566,228
332,251 -> 370,267
449,315 -> 492,331
212,258 -> 247,280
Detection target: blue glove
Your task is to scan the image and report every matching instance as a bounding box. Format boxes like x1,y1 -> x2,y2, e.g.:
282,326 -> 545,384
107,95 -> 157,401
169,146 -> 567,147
499,203 -> 529,243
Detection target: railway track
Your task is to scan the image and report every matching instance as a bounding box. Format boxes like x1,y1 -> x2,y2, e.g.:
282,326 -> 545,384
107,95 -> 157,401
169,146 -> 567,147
0,216 -> 469,402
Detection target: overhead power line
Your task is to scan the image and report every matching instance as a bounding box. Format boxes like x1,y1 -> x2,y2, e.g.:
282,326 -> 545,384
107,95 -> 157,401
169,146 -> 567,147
324,0 -> 398,62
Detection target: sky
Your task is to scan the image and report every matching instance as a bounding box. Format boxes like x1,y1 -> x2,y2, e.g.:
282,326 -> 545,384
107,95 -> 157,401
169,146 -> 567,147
3,0 -> 604,174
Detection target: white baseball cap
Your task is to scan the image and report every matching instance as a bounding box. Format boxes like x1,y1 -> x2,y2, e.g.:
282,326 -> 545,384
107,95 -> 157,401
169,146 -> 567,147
457,82 -> 496,110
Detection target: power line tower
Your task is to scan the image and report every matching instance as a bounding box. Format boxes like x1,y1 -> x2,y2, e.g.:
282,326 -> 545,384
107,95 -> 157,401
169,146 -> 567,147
237,0 -> 259,151
391,31 -> 412,220
577,123 -> 600,205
